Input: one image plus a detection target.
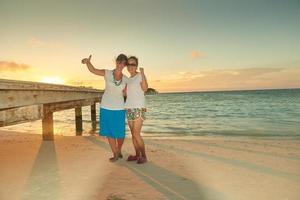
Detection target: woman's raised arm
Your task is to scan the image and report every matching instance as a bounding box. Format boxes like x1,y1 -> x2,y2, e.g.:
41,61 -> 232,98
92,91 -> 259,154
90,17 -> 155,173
139,67 -> 148,92
81,55 -> 105,76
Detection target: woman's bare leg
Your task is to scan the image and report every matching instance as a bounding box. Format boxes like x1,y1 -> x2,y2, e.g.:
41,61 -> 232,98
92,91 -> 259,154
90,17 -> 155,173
117,138 -> 124,154
128,121 -> 140,156
132,137 -> 141,156
107,137 -> 118,156
132,118 -> 146,158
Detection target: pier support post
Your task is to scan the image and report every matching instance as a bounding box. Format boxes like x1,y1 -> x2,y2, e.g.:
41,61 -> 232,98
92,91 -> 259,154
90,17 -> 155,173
75,106 -> 83,135
91,103 -> 96,132
42,105 -> 54,140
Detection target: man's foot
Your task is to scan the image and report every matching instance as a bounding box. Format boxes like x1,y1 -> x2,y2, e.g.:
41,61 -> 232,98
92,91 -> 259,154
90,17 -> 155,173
137,156 -> 147,164
109,156 -> 118,162
127,155 -> 138,161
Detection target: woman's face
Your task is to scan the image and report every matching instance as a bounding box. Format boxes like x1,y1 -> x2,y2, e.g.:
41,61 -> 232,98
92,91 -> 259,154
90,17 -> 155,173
126,58 -> 137,74
116,60 -> 127,70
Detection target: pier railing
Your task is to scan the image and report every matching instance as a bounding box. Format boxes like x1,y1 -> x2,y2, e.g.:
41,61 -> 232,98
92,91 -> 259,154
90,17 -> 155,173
0,79 -> 103,140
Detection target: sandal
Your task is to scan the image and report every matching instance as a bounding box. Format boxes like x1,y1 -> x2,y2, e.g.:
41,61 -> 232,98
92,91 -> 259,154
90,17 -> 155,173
118,152 -> 123,159
127,155 -> 138,161
137,156 -> 147,164
109,156 -> 118,162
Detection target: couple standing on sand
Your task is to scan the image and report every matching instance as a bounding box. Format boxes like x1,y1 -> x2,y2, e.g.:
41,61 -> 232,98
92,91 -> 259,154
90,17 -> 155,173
82,54 -> 148,164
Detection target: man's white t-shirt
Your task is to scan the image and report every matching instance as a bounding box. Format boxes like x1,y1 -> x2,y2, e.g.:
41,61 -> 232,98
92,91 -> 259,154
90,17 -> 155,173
100,69 -> 127,110
125,73 -> 145,108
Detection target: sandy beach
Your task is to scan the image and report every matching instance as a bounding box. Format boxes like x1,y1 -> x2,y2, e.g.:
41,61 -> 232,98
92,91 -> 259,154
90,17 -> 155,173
0,130 -> 299,200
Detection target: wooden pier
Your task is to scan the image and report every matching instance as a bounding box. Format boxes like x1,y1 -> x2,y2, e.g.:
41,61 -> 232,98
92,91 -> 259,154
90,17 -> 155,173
0,79 -> 103,140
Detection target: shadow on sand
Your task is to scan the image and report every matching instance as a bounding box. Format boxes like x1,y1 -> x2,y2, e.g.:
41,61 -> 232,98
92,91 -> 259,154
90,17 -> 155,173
85,136 -> 228,200
146,139 -> 300,182
21,141 -> 61,200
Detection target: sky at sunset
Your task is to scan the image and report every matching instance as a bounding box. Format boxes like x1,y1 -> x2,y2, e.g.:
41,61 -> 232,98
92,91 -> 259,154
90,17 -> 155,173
1,0 -> 299,92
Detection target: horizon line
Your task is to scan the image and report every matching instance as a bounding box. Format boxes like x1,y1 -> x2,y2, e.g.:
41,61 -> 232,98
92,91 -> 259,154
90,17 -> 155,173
1,78 -> 299,94
159,87 -> 300,94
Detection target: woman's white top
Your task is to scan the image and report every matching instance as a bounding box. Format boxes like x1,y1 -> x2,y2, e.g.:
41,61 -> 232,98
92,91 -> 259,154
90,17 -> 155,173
100,69 -> 127,110
125,73 -> 145,108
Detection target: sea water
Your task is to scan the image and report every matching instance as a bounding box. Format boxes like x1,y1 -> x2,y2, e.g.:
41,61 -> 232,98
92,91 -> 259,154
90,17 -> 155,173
1,89 -> 299,138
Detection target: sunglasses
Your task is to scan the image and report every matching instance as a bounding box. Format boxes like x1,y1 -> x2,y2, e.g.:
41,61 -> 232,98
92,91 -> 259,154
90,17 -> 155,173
127,63 -> 137,67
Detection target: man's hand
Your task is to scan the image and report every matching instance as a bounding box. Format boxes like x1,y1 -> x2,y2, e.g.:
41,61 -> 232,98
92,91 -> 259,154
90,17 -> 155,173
81,55 -> 92,64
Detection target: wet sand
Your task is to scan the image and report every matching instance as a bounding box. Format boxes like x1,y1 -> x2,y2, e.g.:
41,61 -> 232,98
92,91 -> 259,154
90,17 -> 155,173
0,130 -> 299,200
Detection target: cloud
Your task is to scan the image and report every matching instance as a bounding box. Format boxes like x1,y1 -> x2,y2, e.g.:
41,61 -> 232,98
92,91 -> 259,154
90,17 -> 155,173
27,37 -> 46,47
190,50 -> 204,59
0,61 -> 32,72
66,79 -> 105,90
177,71 -> 205,79
27,37 -> 62,49
149,67 -> 300,92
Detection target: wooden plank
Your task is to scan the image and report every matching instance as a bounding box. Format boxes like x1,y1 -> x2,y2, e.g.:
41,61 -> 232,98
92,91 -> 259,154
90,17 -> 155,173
0,105 -> 42,127
44,98 -> 100,113
0,99 -> 99,126
0,90 -> 102,109
0,79 -> 102,140
91,103 -> 96,131
75,106 -> 83,135
0,78 -> 102,92
42,105 -> 54,140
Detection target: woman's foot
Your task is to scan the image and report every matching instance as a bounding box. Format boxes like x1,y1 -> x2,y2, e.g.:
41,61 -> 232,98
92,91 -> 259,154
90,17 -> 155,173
109,156 -> 118,162
127,155 -> 139,161
118,152 -> 123,159
137,156 -> 147,164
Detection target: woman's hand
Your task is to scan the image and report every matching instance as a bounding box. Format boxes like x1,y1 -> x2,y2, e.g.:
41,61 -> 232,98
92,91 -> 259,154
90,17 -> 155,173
139,67 -> 148,92
81,55 -> 105,76
82,55 -> 92,64
140,67 -> 144,74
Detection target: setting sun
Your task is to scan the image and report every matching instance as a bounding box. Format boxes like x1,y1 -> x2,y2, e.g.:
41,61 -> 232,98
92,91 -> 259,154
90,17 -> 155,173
40,76 -> 65,84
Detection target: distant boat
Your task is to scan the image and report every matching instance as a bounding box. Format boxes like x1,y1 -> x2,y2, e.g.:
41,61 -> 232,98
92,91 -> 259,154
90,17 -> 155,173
145,88 -> 158,95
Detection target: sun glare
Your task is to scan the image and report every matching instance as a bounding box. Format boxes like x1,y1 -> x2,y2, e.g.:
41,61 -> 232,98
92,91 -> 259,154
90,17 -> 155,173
40,76 -> 65,84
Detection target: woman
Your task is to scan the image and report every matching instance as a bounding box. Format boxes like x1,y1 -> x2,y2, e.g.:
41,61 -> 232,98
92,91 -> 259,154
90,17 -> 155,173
125,56 -> 148,164
82,54 -> 127,162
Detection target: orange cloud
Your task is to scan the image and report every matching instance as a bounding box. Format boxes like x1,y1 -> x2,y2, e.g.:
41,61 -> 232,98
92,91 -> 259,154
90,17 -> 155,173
66,79 -> 105,90
149,67 -> 300,92
27,37 -> 62,49
27,37 -> 46,47
190,50 -> 204,59
0,61 -> 32,72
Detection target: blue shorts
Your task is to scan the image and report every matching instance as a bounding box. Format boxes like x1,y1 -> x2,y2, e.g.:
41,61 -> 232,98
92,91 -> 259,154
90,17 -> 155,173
99,107 -> 126,139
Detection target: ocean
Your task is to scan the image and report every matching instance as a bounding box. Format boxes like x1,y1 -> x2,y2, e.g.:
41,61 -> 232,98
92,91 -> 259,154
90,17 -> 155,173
1,89 -> 300,138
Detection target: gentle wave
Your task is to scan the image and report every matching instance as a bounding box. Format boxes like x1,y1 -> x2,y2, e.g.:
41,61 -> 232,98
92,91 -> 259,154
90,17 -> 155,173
1,89 -> 299,137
